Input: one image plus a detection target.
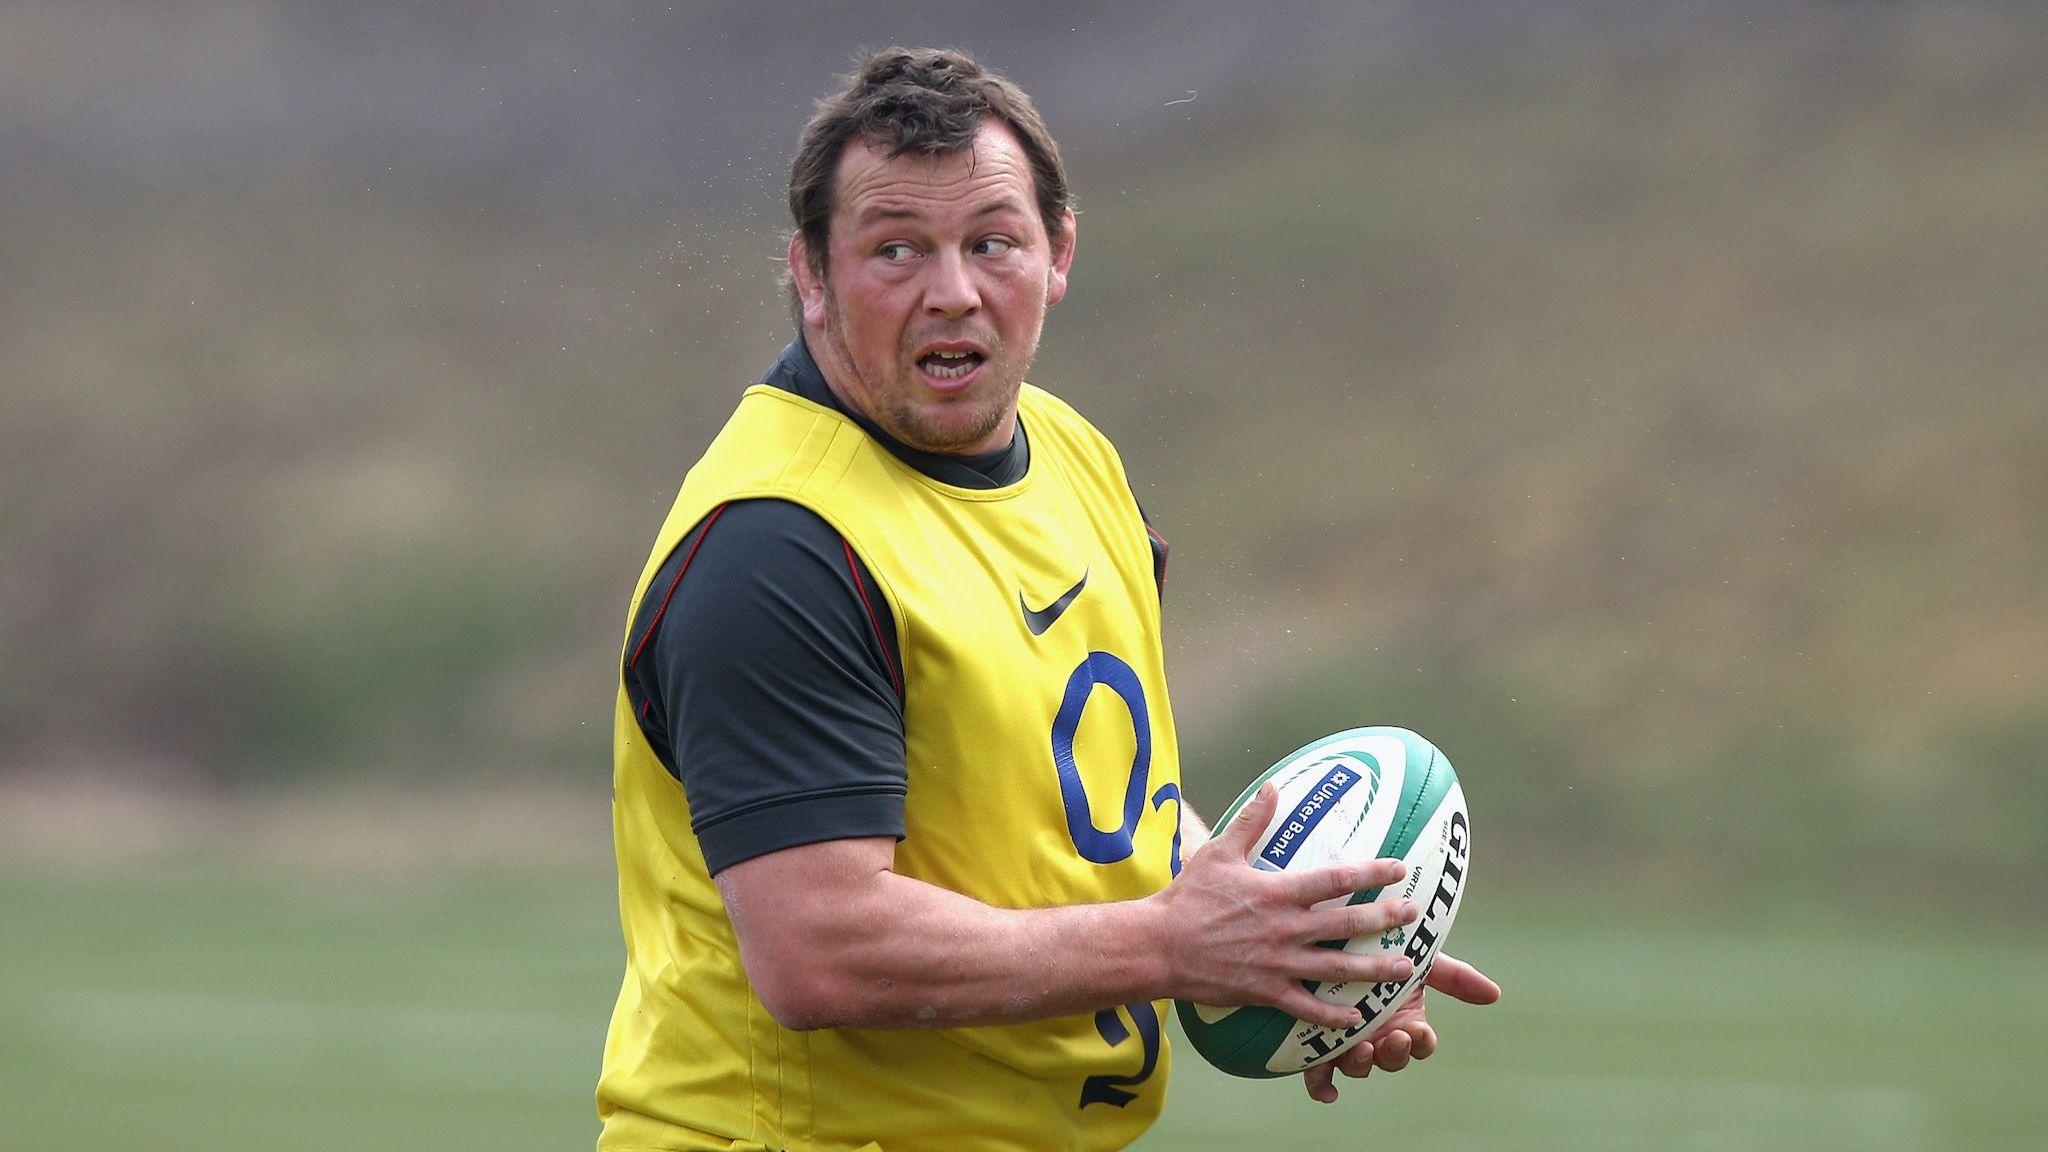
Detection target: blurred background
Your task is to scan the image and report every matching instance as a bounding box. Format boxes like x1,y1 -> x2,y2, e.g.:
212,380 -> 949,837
2,1 -> 2043,1148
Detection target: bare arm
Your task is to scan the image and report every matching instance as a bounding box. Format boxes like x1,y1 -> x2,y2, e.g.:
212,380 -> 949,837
1178,798 -> 1212,857
716,782 -> 1420,1032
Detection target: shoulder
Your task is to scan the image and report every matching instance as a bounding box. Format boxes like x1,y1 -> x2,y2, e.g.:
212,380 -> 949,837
1018,382 -> 1098,434
630,498 -> 879,660
622,496 -> 906,826
1019,384 -> 1130,476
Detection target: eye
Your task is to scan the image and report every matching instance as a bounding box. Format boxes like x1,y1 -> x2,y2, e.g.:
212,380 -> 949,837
974,237 -> 1015,257
879,242 -> 917,262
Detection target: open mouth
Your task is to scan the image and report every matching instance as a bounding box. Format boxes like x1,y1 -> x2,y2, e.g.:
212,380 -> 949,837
917,349 -> 985,381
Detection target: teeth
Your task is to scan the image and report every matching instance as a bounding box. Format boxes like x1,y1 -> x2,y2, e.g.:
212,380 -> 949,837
922,349 -> 979,381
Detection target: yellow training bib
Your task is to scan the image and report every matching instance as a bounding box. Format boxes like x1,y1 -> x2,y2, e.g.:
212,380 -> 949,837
599,384 -> 1183,1152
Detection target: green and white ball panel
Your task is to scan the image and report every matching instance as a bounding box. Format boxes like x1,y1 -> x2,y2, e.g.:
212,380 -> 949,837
1177,726 -> 1472,1079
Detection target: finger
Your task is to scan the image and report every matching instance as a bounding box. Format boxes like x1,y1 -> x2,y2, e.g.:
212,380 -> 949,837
1276,986 -> 1362,1032
1289,857 -> 1408,906
1299,948 -> 1413,987
1213,782 -> 1280,860
1407,1020 -> 1438,1061
1370,985 -> 1424,1036
1424,953 -> 1502,1005
1334,1040 -> 1376,1079
1374,1028 -> 1413,1072
1303,1061 -> 1338,1104
1309,897 -> 1420,943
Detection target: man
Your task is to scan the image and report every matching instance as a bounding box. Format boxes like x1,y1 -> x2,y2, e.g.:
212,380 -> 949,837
597,47 -> 1498,1151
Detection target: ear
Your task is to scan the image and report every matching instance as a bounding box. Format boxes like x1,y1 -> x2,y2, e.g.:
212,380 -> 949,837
1045,209 -> 1078,307
789,232 -> 828,327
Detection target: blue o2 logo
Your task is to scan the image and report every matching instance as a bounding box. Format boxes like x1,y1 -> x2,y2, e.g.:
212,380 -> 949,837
1050,650 -> 1175,1108
1049,651 -> 1152,864
1084,1001 -> 1162,1108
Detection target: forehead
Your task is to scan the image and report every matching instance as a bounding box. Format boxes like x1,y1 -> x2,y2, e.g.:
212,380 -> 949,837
832,119 -> 1037,235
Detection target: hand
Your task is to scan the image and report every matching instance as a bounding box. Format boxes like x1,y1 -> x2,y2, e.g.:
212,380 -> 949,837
1302,953 -> 1501,1103
1153,782 -> 1422,1031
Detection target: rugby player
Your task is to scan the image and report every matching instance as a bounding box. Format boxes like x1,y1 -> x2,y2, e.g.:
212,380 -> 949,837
597,46 -> 1498,1151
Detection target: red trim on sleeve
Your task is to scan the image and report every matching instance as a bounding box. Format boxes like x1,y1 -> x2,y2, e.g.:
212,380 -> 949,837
843,539 -> 903,699
627,503 -> 729,670
1144,522 -> 1170,589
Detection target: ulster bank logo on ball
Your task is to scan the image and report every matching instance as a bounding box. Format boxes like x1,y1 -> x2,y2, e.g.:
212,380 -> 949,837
1178,727 -> 1472,1078
1255,755 -> 1378,871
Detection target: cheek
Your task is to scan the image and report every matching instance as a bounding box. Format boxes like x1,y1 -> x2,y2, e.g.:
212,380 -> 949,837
988,265 -> 1049,317
835,284 -> 906,355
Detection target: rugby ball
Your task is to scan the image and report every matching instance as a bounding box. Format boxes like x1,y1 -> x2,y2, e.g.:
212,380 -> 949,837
1176,726 -> 1470,1078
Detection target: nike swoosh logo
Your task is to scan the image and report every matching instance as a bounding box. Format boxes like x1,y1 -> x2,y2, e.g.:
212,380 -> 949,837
1020,568 -> 1089,636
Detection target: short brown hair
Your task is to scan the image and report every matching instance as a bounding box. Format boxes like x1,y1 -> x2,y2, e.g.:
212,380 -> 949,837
788,47 -> 1072,291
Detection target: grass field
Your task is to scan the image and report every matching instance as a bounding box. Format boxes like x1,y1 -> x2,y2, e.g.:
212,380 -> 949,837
2,865 -> 2040,1151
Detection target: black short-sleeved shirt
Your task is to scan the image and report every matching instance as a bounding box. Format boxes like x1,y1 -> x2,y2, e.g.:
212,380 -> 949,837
623,337 -> 1167,874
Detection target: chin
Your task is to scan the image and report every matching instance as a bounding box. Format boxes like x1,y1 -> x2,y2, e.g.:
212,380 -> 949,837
900,400 -> 1010,455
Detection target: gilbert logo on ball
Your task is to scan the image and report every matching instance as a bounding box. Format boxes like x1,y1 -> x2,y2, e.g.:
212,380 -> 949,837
1177,727 -> 1471,1078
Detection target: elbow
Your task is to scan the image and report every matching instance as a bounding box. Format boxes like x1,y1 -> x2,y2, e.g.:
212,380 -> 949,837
715,840 -> 905,1031
750,964 -> 855,1032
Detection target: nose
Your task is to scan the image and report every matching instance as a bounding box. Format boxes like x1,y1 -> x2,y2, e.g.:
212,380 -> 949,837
922,247 -> 982,319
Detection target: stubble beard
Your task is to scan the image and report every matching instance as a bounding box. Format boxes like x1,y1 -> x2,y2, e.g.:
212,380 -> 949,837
821,288 -> 1027,456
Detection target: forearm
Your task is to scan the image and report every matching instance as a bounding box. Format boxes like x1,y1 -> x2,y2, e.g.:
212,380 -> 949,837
800,871 -> 1171,1029
1179,799 -> 1212,858
720,792 -> 1419,1036
763,804 -> 1216,1030
719,838 -> 1172,1031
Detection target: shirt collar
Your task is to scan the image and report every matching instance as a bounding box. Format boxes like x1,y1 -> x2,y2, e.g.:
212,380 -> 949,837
760,335 -> 1029,490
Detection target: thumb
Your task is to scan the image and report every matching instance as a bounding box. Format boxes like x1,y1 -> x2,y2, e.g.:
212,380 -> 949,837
1422,954 -> 1501,1005
1213,780 -> 1280,861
